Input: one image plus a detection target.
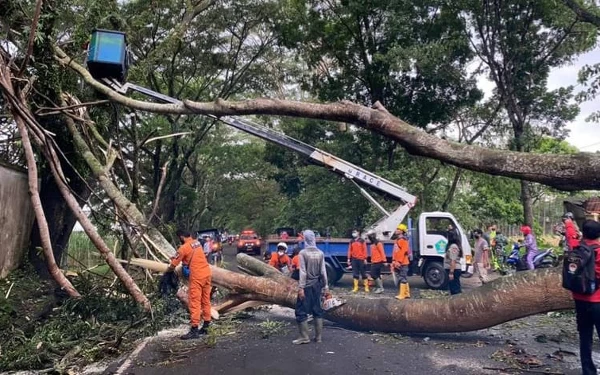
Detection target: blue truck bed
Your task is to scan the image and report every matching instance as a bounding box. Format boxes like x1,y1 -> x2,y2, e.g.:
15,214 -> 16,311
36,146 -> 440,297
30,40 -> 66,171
266,237 -> 398,283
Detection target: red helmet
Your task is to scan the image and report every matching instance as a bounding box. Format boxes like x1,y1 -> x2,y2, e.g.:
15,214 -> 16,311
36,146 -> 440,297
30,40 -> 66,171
520,225 -> 532,235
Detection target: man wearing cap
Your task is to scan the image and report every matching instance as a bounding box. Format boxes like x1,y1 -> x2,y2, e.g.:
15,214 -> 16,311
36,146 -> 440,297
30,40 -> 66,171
571,220 -> 600,375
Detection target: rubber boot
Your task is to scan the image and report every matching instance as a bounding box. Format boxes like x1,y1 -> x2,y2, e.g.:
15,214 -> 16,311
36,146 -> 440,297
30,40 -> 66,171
404,283 -> 411,299
313,318 -> 323,343
180,326 -> 200,340
395,283 -> 408,300
374,279 -> 384,294
198,321 -> 211,335
292,320 -> 311,345
394,283 -> 403,300
364,279 -> 370,293
352,279 -> 359,293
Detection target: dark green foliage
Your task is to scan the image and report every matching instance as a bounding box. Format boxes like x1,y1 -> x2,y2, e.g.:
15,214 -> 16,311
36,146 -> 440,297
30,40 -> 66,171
0,269 -> 186,372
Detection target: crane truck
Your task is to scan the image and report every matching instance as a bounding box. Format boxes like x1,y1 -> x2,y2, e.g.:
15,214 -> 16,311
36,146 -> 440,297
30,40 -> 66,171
85,29 -> 474,289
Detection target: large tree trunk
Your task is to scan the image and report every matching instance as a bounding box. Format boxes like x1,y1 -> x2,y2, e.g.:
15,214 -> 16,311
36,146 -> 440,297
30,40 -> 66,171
26,1 -> 90,277
28,172 -> 89,276
521,180 -> 535,227
56,51 -> 600,191
1,61 -> 80,296
141,254 -> 573,334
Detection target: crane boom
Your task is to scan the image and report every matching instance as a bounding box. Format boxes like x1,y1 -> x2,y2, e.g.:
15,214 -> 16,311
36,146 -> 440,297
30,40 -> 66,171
102,79 -> 417,236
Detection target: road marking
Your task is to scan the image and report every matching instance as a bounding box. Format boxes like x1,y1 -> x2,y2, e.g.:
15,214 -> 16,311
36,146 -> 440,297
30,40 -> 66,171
113,337 -> 151,375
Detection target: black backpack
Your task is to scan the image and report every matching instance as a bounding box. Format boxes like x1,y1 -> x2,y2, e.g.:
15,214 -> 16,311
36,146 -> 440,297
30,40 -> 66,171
562,243 -> 600,294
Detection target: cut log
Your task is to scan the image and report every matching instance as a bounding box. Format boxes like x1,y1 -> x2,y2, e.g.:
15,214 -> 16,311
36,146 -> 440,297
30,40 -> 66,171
130,254 -> 573,333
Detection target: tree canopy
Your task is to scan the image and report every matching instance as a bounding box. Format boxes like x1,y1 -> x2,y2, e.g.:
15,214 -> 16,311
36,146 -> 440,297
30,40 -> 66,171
2,0 -> 600,242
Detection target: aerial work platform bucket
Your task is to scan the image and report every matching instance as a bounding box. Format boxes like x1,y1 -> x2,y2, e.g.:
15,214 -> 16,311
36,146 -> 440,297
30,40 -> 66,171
86,29 -> 129,83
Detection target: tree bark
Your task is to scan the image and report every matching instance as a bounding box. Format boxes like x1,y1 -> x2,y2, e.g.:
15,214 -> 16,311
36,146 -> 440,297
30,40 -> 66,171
28,174 -> 89,276
441,169 -> 462,211
0,61 -> 80,296
62,105 -> 176,260
521,180 -> 535,227
562,0 -> 600,26
136,254 -> 573,333
55,49 -> 600,191
14,117 -> 80,297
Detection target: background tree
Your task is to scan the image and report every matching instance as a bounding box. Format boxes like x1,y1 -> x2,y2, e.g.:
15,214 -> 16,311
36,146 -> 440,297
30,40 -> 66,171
459,0 -> 596,226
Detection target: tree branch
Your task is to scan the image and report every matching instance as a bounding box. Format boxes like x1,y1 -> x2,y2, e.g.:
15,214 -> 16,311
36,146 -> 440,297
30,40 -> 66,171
149,161 -> 169,224
18,0 -> 43,77
562,0 -> 600,26
0,62 -> 80,298
55,48 -> 600,191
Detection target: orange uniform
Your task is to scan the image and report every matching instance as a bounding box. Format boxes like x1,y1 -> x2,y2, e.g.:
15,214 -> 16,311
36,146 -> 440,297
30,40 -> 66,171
269,252 -> 292,270
170,237 -> 212,327
370,242 -> 386,264
393,237 -> 410,266
347,239 -> 367,261
291,255 -> 300,270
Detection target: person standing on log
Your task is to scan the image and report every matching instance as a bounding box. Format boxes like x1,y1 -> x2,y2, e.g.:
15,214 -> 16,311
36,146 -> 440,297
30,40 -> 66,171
572,220 -> 600,375
167,229 -> 212,340
293,230 -> 330,345
393,224 -> 411,300
347,228 -> 369,293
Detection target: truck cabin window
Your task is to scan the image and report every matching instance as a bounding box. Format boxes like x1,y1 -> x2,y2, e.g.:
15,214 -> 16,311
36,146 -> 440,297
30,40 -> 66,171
426,217 -> 457,237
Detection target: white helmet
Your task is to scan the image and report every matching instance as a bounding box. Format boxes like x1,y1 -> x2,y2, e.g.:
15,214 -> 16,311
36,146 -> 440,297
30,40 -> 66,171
277,242 -> 288,250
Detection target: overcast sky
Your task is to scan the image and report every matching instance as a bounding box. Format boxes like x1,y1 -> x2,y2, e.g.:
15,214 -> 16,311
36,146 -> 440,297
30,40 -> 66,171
476,45 -> 600,152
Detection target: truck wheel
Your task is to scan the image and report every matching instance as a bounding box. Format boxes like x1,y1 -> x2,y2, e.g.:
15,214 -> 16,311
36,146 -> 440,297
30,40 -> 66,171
325,263 -> 339,286
423,261 -> 447,290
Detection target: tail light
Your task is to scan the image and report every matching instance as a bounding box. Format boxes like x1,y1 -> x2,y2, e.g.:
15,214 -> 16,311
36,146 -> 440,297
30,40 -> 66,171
255,240 -> 261,246
238,241 -> 243,247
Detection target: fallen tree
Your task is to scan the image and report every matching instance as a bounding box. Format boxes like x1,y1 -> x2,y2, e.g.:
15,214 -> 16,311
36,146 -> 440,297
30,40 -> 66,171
140,254 -> 573,334
55,47 -> 600,191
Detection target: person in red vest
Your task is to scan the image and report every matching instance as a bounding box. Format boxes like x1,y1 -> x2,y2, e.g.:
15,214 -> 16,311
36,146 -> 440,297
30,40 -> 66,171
571,220 -> 600,374
563,212 -> 581,251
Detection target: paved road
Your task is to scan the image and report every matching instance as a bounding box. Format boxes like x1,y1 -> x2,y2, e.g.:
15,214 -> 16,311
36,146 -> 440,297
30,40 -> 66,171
102,245 -> 582,375
106,309 -> 583,375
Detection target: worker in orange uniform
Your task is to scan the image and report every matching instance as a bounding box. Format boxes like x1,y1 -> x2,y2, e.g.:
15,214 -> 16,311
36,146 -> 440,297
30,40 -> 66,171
367,230 -> 386,294
392,224 -> 410,300
290,247 -> 301,280
347,228 -> 369,293
167,229 -> 212,340
269,242 -> 292,274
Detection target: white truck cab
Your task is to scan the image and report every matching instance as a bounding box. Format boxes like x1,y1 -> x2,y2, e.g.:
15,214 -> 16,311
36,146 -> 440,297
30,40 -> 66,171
414,212 -> 473,289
